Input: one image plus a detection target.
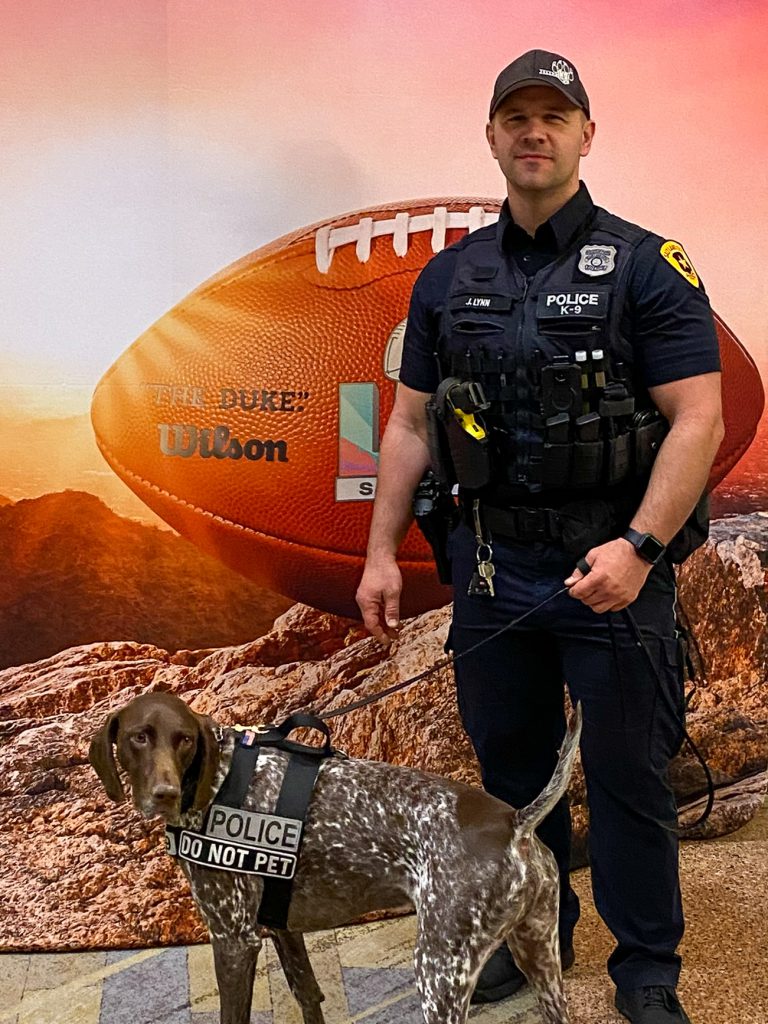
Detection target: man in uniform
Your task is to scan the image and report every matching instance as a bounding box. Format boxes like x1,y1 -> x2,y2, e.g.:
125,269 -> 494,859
356,49 -> 723,1024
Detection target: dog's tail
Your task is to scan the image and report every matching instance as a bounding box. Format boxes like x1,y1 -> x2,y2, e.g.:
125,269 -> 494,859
515,703 -> 582,836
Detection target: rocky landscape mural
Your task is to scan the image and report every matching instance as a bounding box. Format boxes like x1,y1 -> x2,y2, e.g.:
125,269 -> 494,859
0,511 -> 765,952
0,491 -> 292,669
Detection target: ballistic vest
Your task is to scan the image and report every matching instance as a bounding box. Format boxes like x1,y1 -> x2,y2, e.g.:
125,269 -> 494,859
438,207 -> 655,507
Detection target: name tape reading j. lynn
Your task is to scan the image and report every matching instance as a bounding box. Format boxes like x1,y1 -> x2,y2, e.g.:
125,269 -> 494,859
166,806 -> 305,878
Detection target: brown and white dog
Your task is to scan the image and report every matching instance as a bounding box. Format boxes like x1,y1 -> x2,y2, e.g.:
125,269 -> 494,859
89,690 -> 581,1024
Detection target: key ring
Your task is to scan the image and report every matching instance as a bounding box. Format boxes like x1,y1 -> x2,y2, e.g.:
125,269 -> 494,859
476,542 -> 493,563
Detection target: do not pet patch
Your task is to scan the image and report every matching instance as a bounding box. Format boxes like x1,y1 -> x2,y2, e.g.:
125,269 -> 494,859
166,827 -> 298,878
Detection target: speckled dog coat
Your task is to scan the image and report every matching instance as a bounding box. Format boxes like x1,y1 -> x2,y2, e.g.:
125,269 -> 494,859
90,693 -> 582,1024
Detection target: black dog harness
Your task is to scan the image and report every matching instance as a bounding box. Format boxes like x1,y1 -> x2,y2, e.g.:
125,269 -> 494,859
165,712 -> 335,928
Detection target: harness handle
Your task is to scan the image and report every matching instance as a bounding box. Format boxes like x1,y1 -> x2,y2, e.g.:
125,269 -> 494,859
258,712 -> 335,758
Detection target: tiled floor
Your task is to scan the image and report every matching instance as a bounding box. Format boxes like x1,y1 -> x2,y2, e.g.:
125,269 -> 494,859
2,802 -> 766,1024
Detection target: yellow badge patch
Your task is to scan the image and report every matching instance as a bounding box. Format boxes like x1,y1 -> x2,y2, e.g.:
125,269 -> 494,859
660,240 -> 699,288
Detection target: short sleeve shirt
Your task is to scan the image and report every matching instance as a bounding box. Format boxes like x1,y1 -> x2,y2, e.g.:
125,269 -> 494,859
399,183 -> 720,394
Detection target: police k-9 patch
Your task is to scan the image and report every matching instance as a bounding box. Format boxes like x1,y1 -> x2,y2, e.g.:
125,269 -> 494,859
659,240 -> 700,288
537,290 -> 609,320
578,245 -> 617,277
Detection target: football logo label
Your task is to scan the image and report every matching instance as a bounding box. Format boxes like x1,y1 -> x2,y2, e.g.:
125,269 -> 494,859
660,241 -> 700,288
335,382 -> 380,501
336,319 -> 405,501
158,424 -> 288,461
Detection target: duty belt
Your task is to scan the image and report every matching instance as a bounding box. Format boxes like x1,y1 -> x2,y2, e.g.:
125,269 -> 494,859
165,713 -> 336,929
462,503 -> 565,543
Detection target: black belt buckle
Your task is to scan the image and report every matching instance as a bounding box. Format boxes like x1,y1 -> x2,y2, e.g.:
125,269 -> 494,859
517,507 -> 547,540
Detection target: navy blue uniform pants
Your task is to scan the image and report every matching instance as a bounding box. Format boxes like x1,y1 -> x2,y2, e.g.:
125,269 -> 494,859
449,524 -> 685,991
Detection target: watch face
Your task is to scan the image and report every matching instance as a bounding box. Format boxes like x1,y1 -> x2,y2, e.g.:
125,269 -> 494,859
638,534 -> 665,563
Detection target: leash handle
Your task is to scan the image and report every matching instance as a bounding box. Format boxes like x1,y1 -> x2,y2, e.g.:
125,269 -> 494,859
576,556 -> 592,576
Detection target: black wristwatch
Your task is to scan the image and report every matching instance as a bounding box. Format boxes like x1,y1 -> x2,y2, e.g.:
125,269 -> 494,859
623,527 -> 666,565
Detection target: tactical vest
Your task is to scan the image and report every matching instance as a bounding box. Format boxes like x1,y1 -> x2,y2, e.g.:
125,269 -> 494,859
434,207 -> 664,509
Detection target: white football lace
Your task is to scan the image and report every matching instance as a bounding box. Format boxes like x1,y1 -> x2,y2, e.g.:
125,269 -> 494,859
314,206 -> 500,273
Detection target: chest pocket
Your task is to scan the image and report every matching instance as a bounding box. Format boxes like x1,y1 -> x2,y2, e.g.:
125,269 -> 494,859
450,292 -> 514,334
536,287 -> 611,337
445,257 -> 522,343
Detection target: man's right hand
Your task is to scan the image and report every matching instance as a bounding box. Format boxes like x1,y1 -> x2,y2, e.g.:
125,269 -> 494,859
355,382 -> 434,644
356,557 -> 403,644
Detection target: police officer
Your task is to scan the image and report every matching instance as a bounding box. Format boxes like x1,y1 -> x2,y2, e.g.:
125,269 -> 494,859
357,49 -> 723,1024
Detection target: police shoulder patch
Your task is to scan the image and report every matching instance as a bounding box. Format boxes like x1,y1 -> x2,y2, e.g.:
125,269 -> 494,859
660,240 -> 699,288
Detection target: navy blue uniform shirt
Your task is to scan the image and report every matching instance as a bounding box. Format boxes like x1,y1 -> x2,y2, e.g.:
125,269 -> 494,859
399,183 -> 720,394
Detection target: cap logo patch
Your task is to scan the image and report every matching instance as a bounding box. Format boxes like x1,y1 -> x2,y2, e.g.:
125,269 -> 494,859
539,60 -> 575,86
578,245 -> 617,277
660,240 -> 700,288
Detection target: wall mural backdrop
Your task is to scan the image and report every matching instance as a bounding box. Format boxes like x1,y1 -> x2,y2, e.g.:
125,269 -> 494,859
1,0 -> 766,970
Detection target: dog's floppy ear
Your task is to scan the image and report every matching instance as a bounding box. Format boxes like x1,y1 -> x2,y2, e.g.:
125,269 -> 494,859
190,714 -> 220,812
88,711 -> 125,803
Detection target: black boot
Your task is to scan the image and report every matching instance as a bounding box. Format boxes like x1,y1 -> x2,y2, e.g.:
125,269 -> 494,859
471,942 -> 575,1004
615,986 -> 692,1023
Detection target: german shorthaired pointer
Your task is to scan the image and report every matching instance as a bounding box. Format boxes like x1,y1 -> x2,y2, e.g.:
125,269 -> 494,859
89,691 -> 581,1024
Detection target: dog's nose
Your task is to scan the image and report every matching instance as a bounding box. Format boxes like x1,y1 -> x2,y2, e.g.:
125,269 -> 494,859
151,782 -> 180,801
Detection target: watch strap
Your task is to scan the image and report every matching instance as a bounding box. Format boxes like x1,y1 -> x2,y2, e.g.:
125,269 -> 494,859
623,527 -> 666,564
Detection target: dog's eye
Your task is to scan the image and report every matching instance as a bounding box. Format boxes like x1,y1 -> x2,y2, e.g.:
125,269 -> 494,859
131,732 -> 148,746
179,735 -> 194,747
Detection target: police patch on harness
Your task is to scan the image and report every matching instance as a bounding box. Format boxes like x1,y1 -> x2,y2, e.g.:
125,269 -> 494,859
167,827 -> 297,878
659,240 -> 700,288
578,245 -> 616,277
206,804 -> 302,852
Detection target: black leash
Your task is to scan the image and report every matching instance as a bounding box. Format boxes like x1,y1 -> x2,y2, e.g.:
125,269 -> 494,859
318,585 -> 570,721
619,605 -> 715,829
317,560 -> 714,831
574,557 -> 715,831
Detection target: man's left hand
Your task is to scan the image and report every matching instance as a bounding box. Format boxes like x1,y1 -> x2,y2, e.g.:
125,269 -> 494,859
564,537 -> 653,613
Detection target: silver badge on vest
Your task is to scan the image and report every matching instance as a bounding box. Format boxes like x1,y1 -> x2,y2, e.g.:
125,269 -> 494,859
578,245 -> 617,277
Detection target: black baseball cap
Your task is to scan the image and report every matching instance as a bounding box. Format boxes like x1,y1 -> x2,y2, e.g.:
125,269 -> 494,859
489,49 -> 590,119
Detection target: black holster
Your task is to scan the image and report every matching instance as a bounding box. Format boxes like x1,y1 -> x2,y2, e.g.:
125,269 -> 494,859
425,377 -> 491,490
412,471 -> 459,584
425,395 -> 456,488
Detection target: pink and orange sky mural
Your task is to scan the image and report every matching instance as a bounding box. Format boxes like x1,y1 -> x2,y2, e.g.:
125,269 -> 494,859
2,0 -> 766,424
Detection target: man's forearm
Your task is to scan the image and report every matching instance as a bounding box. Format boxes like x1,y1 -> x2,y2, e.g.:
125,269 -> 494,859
630,413 -> 724,543
366,419 -> 432,561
